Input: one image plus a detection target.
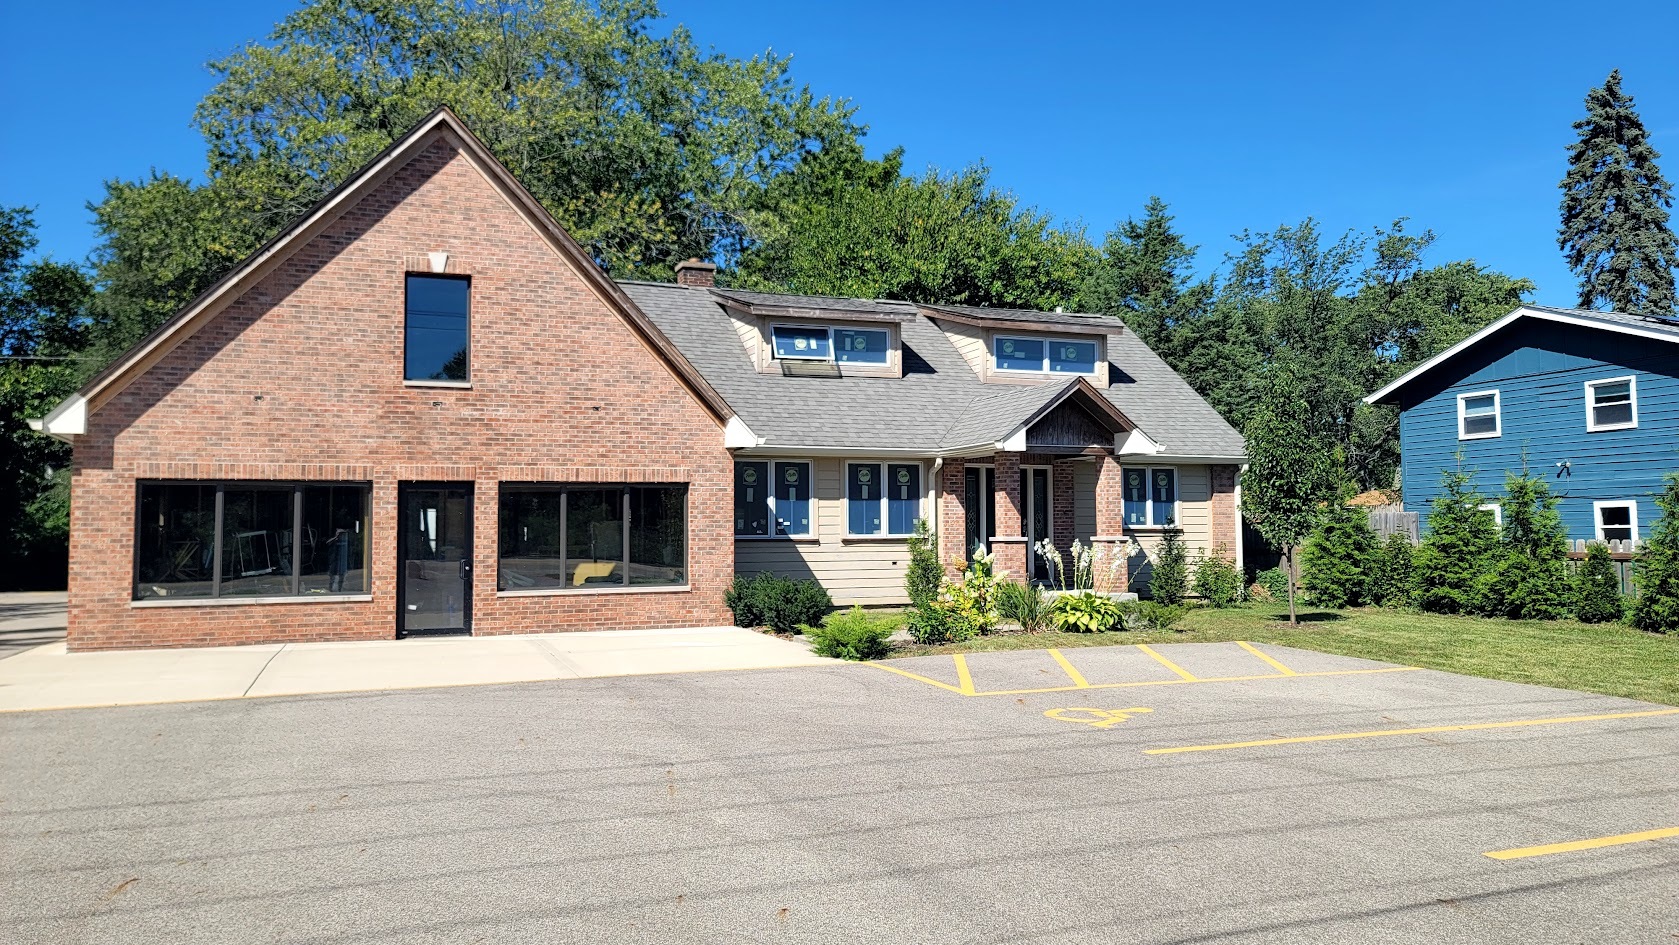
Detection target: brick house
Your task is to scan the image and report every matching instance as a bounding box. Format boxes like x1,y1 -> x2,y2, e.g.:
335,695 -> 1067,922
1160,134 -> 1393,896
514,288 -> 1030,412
34,109 -> 1244,650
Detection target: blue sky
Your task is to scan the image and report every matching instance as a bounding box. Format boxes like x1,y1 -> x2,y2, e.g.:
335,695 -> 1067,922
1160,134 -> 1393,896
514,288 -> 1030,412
5,1 -> 1679,306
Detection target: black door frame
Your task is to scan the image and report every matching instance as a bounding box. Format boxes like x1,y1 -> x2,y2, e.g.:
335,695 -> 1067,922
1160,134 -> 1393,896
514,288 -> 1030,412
396,481 -> 474,638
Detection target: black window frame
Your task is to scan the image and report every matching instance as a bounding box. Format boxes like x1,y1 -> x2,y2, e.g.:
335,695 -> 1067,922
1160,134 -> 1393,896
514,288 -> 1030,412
404,273 -> 473,383
132,480 -> 372,601
497,482 -> 689,591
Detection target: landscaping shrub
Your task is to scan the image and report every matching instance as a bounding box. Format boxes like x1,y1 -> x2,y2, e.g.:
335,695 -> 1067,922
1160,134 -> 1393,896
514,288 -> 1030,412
1050,592 -> 1122,632
1300,500 -> 1376,608
1253,567 -> 1289,602
1632,473 -> 1679,633
725,572 -> 833,634
996,580 -> 1051,632
1412,466 -> 1500,615
1147,529 -> 1189,604
1367,533 -> 1414,607
1191,549 -> 1243,607
904,518 -> 942,609
806,606 -> 897,660
1480,468 -> 1572,620
911,550 -> 1003,643
1115,600 -> 1185,631
1573,543 -> 1625,624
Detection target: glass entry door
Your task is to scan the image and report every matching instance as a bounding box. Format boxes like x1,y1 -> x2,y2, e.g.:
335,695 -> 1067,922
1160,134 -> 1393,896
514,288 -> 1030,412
398,484 -> 472,636
964,466 -> 996,559
1025,467 -> 1051,582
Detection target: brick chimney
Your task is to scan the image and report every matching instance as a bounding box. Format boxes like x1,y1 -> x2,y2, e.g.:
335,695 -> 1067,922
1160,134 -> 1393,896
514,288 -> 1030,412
673,258 -> 717,288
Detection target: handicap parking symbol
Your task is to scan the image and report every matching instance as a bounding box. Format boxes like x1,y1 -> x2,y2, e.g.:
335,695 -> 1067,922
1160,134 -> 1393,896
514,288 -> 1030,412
1044,706 -> 1154,729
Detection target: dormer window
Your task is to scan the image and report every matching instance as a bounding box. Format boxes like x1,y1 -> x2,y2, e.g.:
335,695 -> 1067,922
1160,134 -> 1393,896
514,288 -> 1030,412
771,325 -> 890,364
994,335 -> 1098,375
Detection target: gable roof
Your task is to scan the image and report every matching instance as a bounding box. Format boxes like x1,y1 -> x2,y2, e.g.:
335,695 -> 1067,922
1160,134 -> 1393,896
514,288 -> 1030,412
1363,304 -> 1679,406
621,280 -> 1245,459
32,107 -> 733,440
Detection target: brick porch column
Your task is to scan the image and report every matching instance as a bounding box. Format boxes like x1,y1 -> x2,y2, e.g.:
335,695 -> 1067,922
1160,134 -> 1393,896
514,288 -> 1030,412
1093,454 -> 1129,594
1209,464 -> 1239,561
1051,461 -> 1077,581
938,457 -> 967,575
991,452 -> 1027,581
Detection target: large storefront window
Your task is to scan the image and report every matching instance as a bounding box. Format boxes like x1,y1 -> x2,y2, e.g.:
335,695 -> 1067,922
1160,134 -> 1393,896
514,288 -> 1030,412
498,484 -> 687,590
134,482 -> 370,601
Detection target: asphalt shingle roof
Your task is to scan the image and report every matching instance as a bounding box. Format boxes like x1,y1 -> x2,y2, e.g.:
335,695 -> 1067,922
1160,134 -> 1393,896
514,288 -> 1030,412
618,281 -> 1245,458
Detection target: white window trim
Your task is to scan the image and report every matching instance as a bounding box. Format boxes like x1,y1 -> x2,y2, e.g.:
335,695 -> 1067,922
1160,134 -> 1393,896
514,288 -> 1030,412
1124,466 -> 1179,529
769,324 -> 891,365
1584,375 -> 1639,432
734,459 -> 814,540
991,334 -> 1099,376
845,461 -> 924,538
1456,389 -> 1501,440
1593,500 -> 1639,543
1478,502 -> 1503,527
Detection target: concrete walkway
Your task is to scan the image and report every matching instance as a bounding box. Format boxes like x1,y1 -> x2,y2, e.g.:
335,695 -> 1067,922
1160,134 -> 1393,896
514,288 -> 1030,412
0,591 -> 68,660
0,626 -> 833,712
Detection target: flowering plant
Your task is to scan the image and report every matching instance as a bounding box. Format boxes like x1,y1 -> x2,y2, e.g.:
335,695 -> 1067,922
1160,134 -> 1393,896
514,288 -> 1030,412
1034,537 -> 1135,595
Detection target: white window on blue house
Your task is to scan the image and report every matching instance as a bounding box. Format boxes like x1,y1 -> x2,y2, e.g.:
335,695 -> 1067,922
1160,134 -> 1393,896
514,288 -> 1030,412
1594,501 -> 1637,543
993,335 -> 1098,374
1585,376 -> 1637,431
846,462 -> 921,537
734,460 -> 812,538
1478,502 -> 1503,527
1122,467 -> 1177,527
1457,390 -> 1500,440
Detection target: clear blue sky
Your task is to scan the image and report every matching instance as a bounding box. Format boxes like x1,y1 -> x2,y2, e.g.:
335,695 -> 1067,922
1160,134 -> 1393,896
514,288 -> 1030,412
5,0 -> 1679,306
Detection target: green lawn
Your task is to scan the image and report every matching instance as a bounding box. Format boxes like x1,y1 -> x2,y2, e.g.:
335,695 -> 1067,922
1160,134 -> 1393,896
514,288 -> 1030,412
887,605 -> 1679,706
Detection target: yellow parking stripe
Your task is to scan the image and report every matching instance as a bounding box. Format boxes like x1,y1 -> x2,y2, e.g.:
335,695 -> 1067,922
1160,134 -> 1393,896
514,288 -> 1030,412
1136,644 -> 1198,681
1145,707 -> 1679,755
1048,649 -> 1090,688
976,666 -> 1417,697
1237,641 -> 1298,676
868,662 -> 967,694
953,654 -> 976,695
1485,826 -> 1679,860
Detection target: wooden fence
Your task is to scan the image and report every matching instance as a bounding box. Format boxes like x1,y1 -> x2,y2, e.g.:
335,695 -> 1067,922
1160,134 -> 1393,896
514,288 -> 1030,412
1365,506 -> 1419,543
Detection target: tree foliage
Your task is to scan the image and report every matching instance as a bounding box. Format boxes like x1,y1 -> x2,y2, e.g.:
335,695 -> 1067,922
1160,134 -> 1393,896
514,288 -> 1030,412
1146,529 -> 1189,605
1301,498 -> 1377,609
1079,196 -> 1212,352
1559,69 -> 1679,315
1573,543 -> 1624,624
1482,466 -> 1572,620
1241,364 -> 1339,623
1411,465 -> 1500,615
0,208 -> 92,589
1367,532 -> 1414,608
1630,473 -> 1679,633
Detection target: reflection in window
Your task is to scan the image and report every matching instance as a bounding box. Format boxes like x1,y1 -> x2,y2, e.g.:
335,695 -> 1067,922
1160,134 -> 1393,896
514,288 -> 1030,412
994,336 -> 1046,372
848,463 -> 882,535
772,325 -> 831,360
498,491 -> 565,591
1048,340 -> 1098,374
629,487 -> 687,586
497,485 -> 687,589
835,328 -> 889,364
886,463 -> 921,535
734,461 -> 770,537
134,484 -> 217,599
219,488 -> 295,597
405,274 -> 471,381
774,461 -> 811,536
567,489 -> 625,586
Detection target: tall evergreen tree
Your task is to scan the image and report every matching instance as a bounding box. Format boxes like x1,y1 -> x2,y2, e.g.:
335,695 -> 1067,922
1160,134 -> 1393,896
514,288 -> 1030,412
1483,466 -> 1572,620
1630,473 -> 1679,633
1559,70 -> 1679,314
1411,465 -> 1501,615
1079,197 -> 1212,353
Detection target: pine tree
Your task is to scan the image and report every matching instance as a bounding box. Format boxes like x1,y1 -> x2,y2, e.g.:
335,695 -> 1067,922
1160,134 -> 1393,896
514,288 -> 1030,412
1559,70 -> 1679,314
1147,529 -> 1189,605
1483,467 -> 1572,620
1573,542 -> 1625,624
1411,466 -> 1501,615
1368,533 -> 1415,607
1241,363 -> 1339,624
1630,473 -> 1679,633
1080,197 -> 1212,352
1301,499 -> 1377,608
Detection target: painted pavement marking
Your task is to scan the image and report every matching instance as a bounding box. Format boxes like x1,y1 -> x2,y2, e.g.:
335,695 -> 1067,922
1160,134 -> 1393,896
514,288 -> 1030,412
1144,707 -> 1679,755
1485,826 -> 1679,861
1045,706 -> 1153,729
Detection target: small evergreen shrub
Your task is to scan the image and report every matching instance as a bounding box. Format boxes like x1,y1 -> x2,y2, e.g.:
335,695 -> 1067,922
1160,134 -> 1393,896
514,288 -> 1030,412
1367,533 -> 1414,607
1412,466 -> 1500,615
904,519 -> 943,609
1049,592 -> 1122,633
1573,543 -> 1625,624
996,580 -> 1051,632
725,572 -> 833,634
1632,473 -> 1679,633
1148,529 -> 1189,604
1115,601 -> 1185,631
1191,549 -> 1243,607
1253,567 -> 1289,602
806,606 -> 898,660
1300,501 -> 1377,608
1480,468 -> 1572,620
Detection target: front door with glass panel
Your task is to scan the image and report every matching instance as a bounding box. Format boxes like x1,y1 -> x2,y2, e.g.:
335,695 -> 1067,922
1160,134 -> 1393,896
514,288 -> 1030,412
398,484 -> 472,636
1025,467 -> 1051,582
964,466 -> 996,558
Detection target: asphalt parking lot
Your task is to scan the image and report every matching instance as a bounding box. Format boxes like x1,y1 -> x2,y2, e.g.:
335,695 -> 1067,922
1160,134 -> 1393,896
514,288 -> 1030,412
2,641 -> 1676,944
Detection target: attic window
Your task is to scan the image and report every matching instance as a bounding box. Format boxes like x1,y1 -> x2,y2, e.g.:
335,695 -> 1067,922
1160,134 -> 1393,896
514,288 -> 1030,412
771,325 -> 889,364
994,335 -> 1097,375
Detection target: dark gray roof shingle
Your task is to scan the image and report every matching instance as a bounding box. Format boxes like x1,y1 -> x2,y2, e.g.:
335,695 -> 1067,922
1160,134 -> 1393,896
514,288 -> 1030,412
618,281 -> 1245,459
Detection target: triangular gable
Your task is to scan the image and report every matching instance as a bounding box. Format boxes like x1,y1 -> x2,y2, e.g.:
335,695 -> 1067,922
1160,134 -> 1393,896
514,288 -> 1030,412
33,107 -> 734,440
994,377 -> 1158,454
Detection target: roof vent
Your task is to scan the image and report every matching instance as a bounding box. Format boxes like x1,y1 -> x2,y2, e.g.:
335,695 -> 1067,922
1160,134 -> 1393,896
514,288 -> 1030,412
674,258 -> 717,288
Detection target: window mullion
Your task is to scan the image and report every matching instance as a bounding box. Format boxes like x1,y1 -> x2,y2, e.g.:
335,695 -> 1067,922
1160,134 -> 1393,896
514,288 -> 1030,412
621,488 -> 631,586
210,486 -> 224,598
291,485 -> 303,596
559,491 -> 568,587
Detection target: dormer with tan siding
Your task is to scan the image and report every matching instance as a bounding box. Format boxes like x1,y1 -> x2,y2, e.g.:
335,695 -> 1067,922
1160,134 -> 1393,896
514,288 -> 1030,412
710,288 -> 915,378
919,304 -> 1116,387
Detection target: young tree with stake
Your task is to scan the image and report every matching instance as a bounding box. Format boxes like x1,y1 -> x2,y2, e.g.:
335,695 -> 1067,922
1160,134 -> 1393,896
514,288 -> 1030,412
1241,364 -> 1338,625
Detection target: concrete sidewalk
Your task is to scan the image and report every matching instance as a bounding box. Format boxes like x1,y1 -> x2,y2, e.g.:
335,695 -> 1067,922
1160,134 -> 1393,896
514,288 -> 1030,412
0,626 -> 833,712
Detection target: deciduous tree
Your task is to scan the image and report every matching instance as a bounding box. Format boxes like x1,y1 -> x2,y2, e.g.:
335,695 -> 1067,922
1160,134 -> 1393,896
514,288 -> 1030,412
1241,364 -> 1338,624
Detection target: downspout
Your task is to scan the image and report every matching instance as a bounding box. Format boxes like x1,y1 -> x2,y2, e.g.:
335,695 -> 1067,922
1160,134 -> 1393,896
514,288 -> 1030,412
1235,463 -> 1248,577
930,457 -> 944,539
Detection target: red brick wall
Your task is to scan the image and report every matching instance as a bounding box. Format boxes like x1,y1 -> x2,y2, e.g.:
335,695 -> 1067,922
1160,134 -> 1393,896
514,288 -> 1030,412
937,458 -> 967,574
989,453 -> 1026,579
1209,464 -> 1240,560
68,135 -> 733,650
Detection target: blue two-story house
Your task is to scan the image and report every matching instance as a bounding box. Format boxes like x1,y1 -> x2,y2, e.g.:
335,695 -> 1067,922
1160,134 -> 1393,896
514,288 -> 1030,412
1366,304 -> 1679,545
